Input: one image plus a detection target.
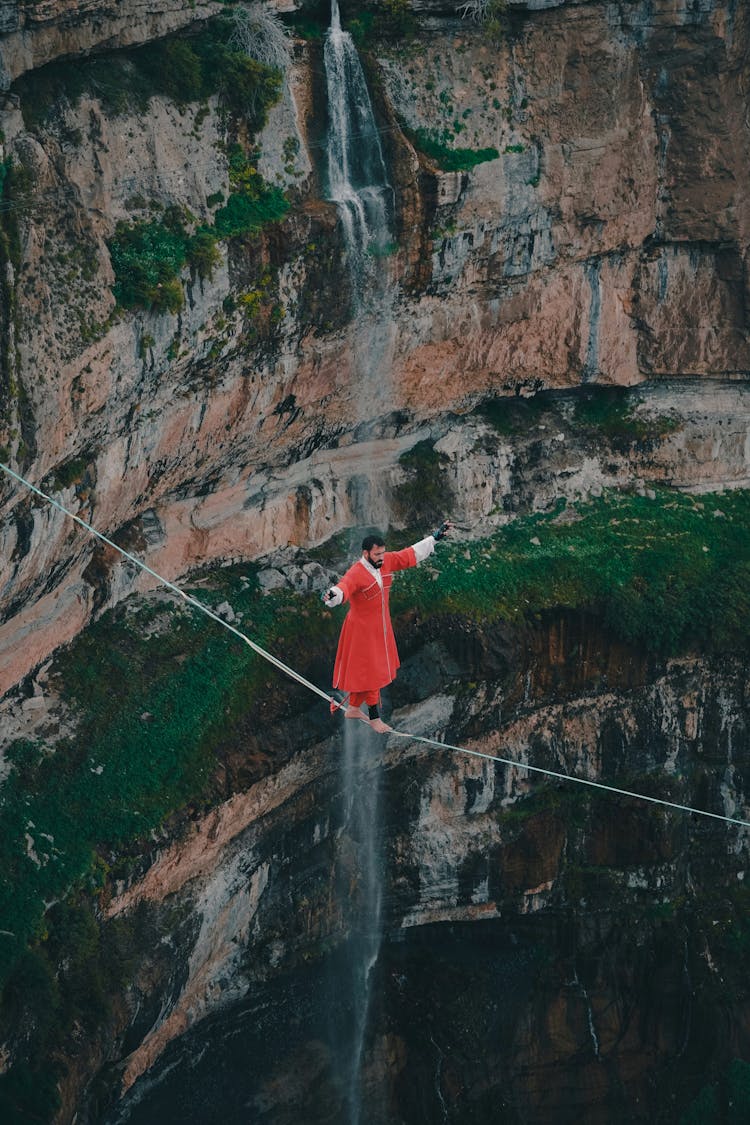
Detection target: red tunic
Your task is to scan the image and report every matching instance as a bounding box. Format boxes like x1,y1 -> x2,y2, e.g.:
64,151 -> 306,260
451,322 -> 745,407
332,547 -> 418,693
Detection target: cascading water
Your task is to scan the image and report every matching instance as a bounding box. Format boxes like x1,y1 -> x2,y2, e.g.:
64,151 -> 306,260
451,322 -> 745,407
334,722 -> 383,1125
323,2 -> 392,1120
324,0 -> 394,299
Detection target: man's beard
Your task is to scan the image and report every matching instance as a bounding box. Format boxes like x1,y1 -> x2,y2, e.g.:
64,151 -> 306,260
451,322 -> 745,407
368,556 -> 384,568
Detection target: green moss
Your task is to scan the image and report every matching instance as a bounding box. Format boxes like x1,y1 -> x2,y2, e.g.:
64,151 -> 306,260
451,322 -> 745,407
393,440 -> 453,526
408,127 -> 499,172
573,387 -> 680,443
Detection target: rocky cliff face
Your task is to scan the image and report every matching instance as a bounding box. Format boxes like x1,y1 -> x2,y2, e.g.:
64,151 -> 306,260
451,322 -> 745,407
39,619 -> 750,1124
0,0 -> 749,1121
0,0 -> 748,693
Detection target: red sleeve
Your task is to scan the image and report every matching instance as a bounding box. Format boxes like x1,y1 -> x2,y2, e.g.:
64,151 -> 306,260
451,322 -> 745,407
338,563 -> 367,602
384,546 -> 417,573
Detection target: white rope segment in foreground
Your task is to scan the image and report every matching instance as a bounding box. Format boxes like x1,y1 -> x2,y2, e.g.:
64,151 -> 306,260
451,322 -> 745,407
2,459 -> 749,831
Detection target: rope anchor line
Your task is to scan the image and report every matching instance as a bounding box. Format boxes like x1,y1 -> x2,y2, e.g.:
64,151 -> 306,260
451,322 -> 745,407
1,459 -> 748,831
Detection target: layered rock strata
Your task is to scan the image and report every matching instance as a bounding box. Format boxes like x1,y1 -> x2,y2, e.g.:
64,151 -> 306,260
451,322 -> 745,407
0,0 -> 748,697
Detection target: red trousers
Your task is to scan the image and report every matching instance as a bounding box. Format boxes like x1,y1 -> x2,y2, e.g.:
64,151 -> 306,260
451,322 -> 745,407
349,690 -> 380,708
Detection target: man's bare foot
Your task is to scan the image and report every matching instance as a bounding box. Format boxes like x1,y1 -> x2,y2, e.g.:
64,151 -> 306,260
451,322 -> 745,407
344,706 -> 369,722
368,718 -> 392,734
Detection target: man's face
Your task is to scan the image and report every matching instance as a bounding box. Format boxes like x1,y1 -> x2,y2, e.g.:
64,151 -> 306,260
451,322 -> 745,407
365,545 -> 386,569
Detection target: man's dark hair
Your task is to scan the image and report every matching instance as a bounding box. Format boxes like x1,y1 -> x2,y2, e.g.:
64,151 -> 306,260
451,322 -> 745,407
362,533 -> 385,552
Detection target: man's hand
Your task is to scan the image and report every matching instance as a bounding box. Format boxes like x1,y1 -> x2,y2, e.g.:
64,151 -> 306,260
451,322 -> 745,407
432,520 -> 453,541
322,586 -> 344,607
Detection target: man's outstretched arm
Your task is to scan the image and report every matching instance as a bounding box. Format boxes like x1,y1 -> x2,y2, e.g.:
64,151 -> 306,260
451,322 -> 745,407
391,520 -> 453,570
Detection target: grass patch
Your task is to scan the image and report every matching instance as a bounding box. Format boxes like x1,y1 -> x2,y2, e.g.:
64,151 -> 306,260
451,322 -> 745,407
0,574 -> 335,984
408,127 -> 499,172
392,487 -> 750,657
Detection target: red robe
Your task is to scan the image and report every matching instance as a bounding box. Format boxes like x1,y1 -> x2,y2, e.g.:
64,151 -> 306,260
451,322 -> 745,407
332,546 -> 418,693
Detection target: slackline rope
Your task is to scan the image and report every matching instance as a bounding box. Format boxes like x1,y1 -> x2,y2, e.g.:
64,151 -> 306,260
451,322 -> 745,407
2,459 -> 749,831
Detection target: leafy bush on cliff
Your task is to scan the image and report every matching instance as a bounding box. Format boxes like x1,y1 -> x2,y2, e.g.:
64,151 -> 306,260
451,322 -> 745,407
109,156 -> 288,314
109,218 -> 189,312
213,144 -> 290,238
15,17 -> 281,132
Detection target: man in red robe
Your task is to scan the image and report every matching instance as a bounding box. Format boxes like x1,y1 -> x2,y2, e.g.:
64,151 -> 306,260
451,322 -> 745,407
322,523 -> 451,732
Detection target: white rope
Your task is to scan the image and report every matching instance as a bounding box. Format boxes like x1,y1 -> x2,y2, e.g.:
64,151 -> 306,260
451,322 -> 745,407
387,730 -> 750,830
2,459 -> 749,830
0,461 -> 334,708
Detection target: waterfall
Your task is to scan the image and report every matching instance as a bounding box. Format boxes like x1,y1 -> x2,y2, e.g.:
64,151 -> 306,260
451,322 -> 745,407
324,0 -> 394,304
335,722 -> 383,1125
323,4 -> 392,1119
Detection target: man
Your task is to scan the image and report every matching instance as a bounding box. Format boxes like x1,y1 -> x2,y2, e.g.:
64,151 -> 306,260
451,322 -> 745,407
322,522 -> 451,732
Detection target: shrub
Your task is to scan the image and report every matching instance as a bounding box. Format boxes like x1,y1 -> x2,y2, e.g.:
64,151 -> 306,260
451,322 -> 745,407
213,144 -> 289,237
394,440 -> 453,526
187,229 -> 222,280
374,0 -> 415,38
14,18 -> 281,132
109,219 -> 188,312
213,187 -> 289,238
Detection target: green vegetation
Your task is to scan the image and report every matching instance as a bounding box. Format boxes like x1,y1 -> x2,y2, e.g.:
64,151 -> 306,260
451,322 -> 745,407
392,487 -> 750,657
0,898 -> 160,1124
212,144 -> 289,239
1,485 -> 749,1104
458,0 -> 508,41
408,127 -> 499,172
48,456 -> 88,491
680,1059 -> 750,1124
394,440 -> 453,526
108,154 -> 289,313
14,17 -> 282,132
573,387 -> 681,444
373,0 -> 415,39
0,574 -> 339,985
479,394 -> 549,435
109,211 -> 192,313
479,388 -> 681,445
283,13 -> 326,40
